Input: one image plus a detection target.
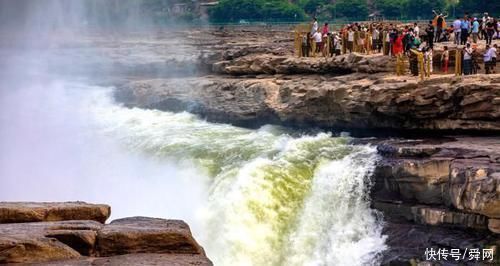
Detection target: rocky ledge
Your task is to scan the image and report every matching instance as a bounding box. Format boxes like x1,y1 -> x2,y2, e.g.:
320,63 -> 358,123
369,137 -> 500,264
0,202 -> 211,265
116,73 -> 500,133
212,53 -> 394,75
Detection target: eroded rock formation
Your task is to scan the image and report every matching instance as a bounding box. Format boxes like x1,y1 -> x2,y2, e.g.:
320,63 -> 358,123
372,137 -> 499,230
116,73 -> 500,133
0,202 -> 211,265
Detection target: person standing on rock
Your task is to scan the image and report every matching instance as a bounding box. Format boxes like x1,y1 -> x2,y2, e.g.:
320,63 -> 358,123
301,33 -> 310,57
372,26 -> 380,53
484,44 -> 492,74
311,17 -> 318,36
425,21 -> 435,49
424,47 -> 433,75
460,16 -> 470,45
463,43 -> 473,75
472,18 -> 480,44
334,34 -> 342,56
490,44 -> 497,74
347,27 -> 354,53
486,18 -> 495,45
322,23 -> 329,36
312,29 -> 323,56
453,17 -> 462,45
392,31 -> 403,56
432,10 -> 447,43
441,46 -> 449,74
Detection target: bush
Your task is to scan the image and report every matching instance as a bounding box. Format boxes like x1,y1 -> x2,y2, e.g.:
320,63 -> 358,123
209,0 -> 306,22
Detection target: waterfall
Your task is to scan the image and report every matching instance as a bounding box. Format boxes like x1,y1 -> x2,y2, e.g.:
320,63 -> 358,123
0,74 -> 386,266
91,86 -> 387,266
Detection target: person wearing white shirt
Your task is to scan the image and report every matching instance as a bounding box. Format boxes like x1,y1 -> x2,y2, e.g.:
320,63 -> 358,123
372,28 -> 379,52
490,44 -> 497,74
312,30 -> 322,55
311,17 -> 318,35
463,43 -> 473,75
347,28 -> 354,53
484,44 -> 492,74
453,18 -> 461,45
414,23 -> 419,37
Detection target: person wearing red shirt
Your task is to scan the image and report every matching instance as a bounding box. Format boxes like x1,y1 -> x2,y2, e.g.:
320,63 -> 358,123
392,32 -> 404,55
322,23 -> 329,36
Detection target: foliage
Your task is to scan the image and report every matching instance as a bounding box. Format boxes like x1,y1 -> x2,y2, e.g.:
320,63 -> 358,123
374,0 -> 407,19
208,0 -> 306,22
299,0 -> 330,16
331,0 -> 368,20
406,0 -> 446,19
453,0 -> 500,17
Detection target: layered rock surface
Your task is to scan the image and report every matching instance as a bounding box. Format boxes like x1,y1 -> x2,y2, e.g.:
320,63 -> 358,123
116,73 -> 500,132
371,137 -> 500,232
0,202 -> 110,224
212,53 -> 394,75
0,202 -> 211,265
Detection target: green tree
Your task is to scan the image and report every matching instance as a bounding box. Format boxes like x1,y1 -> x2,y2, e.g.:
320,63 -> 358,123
406,0 -> 446,19
209,0 -> 306,22
334,0 -> 368,20
301,0 -> 329,15
454,0 -> 499,17
374,0 -> 407,19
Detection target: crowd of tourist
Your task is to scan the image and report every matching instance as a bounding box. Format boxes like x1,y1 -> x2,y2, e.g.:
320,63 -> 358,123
298,10 -> 499,76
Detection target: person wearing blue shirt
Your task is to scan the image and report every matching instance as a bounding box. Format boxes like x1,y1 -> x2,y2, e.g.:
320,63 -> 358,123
472,18 -> 480,43
460,18 -> 470,45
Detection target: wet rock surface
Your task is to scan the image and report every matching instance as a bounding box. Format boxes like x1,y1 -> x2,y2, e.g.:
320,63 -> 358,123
0,202 -> 211,265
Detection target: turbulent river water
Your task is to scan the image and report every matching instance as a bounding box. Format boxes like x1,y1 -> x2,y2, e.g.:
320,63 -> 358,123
0,77 -> 387,265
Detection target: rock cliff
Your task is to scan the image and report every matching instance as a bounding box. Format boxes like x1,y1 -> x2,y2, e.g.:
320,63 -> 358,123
0,202 -> 211,265
369,137 -> 500,264
116,73 -> 500,133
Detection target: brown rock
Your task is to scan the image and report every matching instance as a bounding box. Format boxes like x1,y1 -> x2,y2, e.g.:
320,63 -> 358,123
212,54 -> 394,76
97,217 -> 205,257
115,74 -> 500,132
32,253 -> 213,266
488,219 -> 500,234
0,202 -> 111,224
0,220 -> 103,264
373,137 -> 500,232
374,201 -> 488,229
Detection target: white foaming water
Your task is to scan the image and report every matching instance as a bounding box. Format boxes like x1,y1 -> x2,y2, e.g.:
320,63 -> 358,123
0,79 -> 386,265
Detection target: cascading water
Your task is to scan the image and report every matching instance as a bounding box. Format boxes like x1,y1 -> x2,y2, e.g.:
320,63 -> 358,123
93,84 -> 387,265
0,79 -> 387,265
